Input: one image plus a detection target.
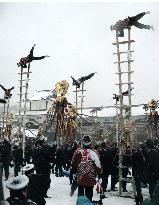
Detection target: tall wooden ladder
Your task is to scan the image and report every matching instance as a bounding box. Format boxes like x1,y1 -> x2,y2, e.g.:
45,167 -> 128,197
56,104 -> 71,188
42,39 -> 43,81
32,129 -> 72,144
113,28 -> 135,197
73,83 -> 86,139
18,63 -> 31,159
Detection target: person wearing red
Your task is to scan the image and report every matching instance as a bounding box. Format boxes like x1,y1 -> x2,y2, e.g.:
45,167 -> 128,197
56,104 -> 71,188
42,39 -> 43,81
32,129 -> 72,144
71,135 -> 102,202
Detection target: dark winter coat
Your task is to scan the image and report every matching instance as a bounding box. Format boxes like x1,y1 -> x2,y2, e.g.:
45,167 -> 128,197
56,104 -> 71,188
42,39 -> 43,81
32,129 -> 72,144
6,197 -> 37,205
55,147 -> 64,166
27,174 -> 46,205
146,148 -> 159,179
12,147 -> 23,166
1,140 -> 11,163
132,149 -> 145,176
32,145 -> 51,175
141,182 -> 159,205
99,148 -> 112,174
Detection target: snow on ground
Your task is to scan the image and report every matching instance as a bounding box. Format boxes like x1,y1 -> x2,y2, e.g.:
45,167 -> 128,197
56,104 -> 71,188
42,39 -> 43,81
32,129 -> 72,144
3,169 -> 149,205
46,174 -> 135,205
46,174 -> 150,205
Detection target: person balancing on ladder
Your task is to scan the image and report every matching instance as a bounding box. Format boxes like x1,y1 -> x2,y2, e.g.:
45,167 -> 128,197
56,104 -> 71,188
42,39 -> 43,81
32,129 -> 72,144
17,44 -> 50,68
110,11 -> 154,37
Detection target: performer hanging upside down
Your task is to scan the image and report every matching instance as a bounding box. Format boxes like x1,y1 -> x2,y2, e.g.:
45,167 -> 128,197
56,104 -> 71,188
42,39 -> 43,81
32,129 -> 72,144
17,44 -> 50,68
110,11 -> 154,37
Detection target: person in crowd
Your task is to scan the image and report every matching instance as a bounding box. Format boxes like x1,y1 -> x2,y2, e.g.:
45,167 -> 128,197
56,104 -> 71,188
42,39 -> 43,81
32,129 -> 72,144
12,143 -> 23,176
122,146 -> 132,192
141,182 -> 159,205
32,137 -> 52,198
132,145 -> 145,205
145,139 -> 159,200
6,175 -> 37,205
55,146 -> 64,177
99,142 -> 112,194
110,143 -> 119,191
1,137 -> 11,180
71,135 -> 102,202
23,164 -> 46,205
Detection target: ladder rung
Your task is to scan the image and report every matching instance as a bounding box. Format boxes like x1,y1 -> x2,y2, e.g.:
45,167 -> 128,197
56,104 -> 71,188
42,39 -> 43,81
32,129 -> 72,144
17,93 -> 28,95
18,79 -> 30,81
18,72 -> 32,75
113,51 -> 134,55
118,94 -> 134,96
112,40 -> 135,45
115,71 -> 134,74
115,82 -> 133,85
114,60 -> 134,64
19,86 -> 28,88
18,100 -> 29,103
73,90 -> 86,92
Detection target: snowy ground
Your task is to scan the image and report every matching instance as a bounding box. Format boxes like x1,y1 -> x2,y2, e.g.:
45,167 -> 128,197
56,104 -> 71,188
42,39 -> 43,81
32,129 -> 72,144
3,169 -> 149,205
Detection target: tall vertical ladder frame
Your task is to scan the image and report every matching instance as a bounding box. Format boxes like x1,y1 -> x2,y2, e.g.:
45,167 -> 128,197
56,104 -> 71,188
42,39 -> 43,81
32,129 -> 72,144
18,63 -> 31,162
73,82 -> 86,140
112,28 -> 136,198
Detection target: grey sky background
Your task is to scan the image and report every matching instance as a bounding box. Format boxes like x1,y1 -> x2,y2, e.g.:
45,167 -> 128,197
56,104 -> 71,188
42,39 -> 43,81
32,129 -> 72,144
0,2 -> 159,115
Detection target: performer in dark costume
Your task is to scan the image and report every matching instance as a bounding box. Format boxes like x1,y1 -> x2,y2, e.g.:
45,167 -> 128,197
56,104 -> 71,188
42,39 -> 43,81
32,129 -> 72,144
17,44 -> 50,68
71,72 -> 97,88
0,85 -> 14,99
110,11 -> 154,37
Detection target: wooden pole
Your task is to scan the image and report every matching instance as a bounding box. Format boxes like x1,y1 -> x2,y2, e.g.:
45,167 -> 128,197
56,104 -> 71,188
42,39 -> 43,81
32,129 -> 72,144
22,63 -> 30,162
115,100 -> 119,145
115,30 -> 123,196
127,29 -> 133,147
80,82 -> 84,139
2,94 -> 6,134
75,85 -> 78,110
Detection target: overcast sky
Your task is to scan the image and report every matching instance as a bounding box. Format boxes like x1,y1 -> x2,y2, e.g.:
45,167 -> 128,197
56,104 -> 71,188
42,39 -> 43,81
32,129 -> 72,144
0,2 -> 159,115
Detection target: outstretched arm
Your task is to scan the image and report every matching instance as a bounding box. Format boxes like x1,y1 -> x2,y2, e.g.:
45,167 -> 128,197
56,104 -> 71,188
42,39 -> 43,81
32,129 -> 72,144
71,76 -> 76,84
0,84 -> 6,91
78,72 -> 96,83
9,87 -> 14,91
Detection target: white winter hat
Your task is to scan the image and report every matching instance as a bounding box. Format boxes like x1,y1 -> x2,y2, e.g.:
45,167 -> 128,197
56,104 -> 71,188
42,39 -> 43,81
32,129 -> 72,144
6,175 -> 29,190
22,164 -> 34,172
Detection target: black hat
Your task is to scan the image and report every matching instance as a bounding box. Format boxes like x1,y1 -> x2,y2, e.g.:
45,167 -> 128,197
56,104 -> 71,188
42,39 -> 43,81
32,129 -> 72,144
145,139 -> 154,149
82,135 -> 92,146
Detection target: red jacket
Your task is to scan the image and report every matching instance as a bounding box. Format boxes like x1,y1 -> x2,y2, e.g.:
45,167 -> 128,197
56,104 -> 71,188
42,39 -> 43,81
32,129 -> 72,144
71,148 -> 102,187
